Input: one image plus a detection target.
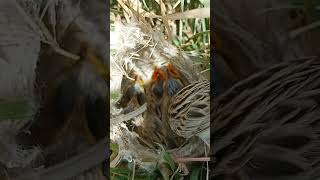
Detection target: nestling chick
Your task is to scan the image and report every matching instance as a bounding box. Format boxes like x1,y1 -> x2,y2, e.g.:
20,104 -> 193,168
116,71 -> 146,111
165,63 -> 187,97
133,65 -> 186,149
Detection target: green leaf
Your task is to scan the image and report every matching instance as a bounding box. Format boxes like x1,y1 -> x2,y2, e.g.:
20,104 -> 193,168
172,36 -> 181,46
110,142 -> 119,152
190,166 -> 201,180
111,167 -> 131,180
199,0 -> 210,7
161,151 -> 176,171
111,92 -> 120,101
0,100 -> 33,119
111,166 -> 159,180
186,30 -> 210,43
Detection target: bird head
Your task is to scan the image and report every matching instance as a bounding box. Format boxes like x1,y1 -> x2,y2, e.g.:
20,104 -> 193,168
165,63 -> 184,97
30,42 -> 108,147
116,72 -> 146,109
78,43 -> 109,81
150,66 -> 167,99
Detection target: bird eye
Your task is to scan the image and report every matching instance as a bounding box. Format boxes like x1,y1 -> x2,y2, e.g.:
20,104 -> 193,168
152,82 -> 164,98
137,92 -> 146,105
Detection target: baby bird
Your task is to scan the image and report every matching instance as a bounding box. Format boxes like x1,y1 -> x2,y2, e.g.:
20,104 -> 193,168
21,43 -> 109,171
148,66 -> 168,119
134,66 -> 185,149
151,66 -> 166,98
165,63 -> 188,97
116,71 -> 146,112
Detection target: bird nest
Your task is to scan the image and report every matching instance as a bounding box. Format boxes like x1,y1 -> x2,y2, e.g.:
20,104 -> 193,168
110,19 -> 208,172
111,19 -> 204,83
211,56 -> 320,178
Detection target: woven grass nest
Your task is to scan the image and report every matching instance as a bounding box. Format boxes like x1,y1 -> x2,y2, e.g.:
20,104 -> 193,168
0,1 -> 108,180
211,56 -> 320,179
110,18 -> 209,175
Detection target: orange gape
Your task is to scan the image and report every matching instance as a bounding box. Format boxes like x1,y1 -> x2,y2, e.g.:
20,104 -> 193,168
167,63 -> 180,78
150,66 -> 167,99
165,63 -> 185,97
152,66 -> 167,81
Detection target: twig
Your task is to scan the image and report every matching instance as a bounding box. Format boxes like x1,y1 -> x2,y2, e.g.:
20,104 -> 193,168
289,21 -> 320,39
40,0 -> 55,20
12,0 -> 79,60
149,40 -> 159,59
11,0 -> 44,39
164,8 -> 210,20
170,164 -> 180,180
257,5 -> 302,15
52,46 -> 80,60
111,54 -> 135,81
111,103 -> 147,125
0,57 -> 9,64
173,157 -> 210,163
204,142 -> 209,180
17,137 -> 108,180
117,0 -> 132,22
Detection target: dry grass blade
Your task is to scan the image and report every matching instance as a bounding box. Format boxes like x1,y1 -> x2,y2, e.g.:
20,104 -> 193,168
214,11 -> 264,47
11,0 -> 44,39
173,157 -> 210,162
111,103 -> 147,125
110,55 -> 135,81
164,7 -> 210,20
11,0 -> 80,61
110,151 -> 122,168
289,20 -> 320,39
125,2 -> 149,25
52,46 -> 79,61
40,0 -> 55,20
116,0 -> 133,22
257,5 -> 302,15
16,137 -> 108,180
158,0 -> 172,41
0,57 -> 9,64
121,0 -> 162,19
